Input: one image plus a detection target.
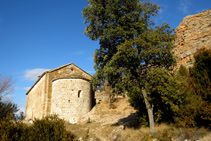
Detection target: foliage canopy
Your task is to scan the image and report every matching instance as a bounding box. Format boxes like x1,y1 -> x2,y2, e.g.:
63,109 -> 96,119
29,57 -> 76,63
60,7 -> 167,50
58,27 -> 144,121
83,0 -> 176,134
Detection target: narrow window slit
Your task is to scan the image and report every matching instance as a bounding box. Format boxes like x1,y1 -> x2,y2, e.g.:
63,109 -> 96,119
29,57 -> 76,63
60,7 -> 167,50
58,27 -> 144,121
78,90 -> 82,98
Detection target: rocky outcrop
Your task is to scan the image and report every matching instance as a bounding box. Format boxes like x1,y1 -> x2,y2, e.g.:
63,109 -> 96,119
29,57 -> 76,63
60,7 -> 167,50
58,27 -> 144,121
173,9 -> 211,69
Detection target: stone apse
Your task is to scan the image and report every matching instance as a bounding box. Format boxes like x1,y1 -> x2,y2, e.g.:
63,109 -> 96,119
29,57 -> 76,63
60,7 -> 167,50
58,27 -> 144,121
25,63 -> 94,122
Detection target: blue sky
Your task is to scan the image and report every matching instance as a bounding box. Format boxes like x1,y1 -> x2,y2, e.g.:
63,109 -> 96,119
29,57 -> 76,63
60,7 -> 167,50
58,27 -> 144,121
0,0 -> 210,114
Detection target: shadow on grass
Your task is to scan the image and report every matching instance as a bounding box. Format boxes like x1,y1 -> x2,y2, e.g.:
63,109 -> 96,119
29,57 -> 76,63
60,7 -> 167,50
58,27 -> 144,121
111,112 -> 141,129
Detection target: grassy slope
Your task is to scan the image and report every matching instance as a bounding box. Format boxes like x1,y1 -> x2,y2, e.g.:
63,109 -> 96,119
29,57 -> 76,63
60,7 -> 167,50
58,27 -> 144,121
65,97 -> 211,140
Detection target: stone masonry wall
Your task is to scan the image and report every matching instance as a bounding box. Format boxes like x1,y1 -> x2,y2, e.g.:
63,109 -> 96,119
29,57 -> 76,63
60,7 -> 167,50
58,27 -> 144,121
25,75 -> 46,120
45,64 -> 92,116
51,79 -> 92,121
173,9 -> 211,69
25,63 -> 94,122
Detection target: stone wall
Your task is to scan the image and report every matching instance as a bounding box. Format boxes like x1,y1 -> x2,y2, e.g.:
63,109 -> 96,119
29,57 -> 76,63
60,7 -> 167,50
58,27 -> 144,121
25,63 -> 94,122
95,91 -> 110,104
173,9 -> 211,69
25,75 -> 46,120
51,79 -> 92,121
44,63 -> 92,117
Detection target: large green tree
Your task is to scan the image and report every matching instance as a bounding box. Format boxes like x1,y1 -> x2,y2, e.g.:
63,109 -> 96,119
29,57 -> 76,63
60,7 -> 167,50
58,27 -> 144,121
83,0 -> 159,89
83,0 -> 175,135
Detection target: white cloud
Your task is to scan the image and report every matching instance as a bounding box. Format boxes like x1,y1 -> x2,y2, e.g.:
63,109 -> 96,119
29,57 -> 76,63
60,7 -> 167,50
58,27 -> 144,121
24,68 -> 49,81
178,0 -> 191,14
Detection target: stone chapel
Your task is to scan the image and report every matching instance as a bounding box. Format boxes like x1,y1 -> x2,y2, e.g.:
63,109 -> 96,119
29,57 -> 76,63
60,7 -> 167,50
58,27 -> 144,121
25,63 -> 95,121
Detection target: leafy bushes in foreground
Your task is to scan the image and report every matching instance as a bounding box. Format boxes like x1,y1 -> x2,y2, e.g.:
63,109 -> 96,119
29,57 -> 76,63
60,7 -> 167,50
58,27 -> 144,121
0,115 -> 75,141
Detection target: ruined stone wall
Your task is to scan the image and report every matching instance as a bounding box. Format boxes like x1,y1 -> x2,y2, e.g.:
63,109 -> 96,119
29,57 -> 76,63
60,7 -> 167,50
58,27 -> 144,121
173,9 -> 211,69
51,79 -> 92,121
25,75 -> 46,120
95,91 -> 110,104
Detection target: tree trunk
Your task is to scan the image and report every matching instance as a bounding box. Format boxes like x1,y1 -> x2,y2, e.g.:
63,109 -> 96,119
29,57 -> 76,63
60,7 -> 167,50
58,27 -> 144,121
141,87 -> 154,136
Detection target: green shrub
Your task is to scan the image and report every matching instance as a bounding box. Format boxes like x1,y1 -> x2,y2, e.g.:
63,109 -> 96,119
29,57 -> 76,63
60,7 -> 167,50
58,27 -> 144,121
0,97 -> 18,120
189,48 -> 211,101
188,48 -> 211,127
30,115 -> 74,141
175,48 -> 211,128
178,65 -> 189,77
0,115 -> 75,141
0,115 -> 26,140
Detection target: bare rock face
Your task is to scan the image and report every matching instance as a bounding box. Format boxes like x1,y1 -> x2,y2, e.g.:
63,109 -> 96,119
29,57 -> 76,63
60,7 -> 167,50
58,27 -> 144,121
173,9 -> 211,69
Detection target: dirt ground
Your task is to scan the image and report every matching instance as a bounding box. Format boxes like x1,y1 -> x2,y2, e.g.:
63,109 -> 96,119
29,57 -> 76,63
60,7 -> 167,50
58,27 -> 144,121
66,97 -> 148,140
65,98 -> 211,141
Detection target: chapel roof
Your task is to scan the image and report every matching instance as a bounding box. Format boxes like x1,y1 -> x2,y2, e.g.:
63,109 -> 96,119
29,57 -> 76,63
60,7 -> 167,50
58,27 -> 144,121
26,63 -> 92,95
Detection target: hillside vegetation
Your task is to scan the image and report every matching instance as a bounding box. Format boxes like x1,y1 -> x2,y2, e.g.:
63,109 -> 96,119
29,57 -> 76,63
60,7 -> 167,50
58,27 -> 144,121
82,0 -> 211,137
65,97 -> 211,141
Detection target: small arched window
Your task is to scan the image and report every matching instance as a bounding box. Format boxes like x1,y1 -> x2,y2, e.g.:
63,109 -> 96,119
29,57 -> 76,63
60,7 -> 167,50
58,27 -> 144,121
78,90 -> 82,98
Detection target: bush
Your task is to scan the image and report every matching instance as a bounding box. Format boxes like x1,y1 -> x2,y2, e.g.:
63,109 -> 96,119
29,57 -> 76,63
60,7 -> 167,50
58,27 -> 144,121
31,115 -> 74,141
0,115 -> 75,141
0,97 -> 18,120
0,115 -> 26,140
189,48 -> 211,101
176,48 -> 211,128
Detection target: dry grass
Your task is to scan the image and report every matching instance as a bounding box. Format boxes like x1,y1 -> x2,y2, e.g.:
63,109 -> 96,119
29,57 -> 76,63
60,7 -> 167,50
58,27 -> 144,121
64,97 -> 211,140
65,121 -> 210,140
